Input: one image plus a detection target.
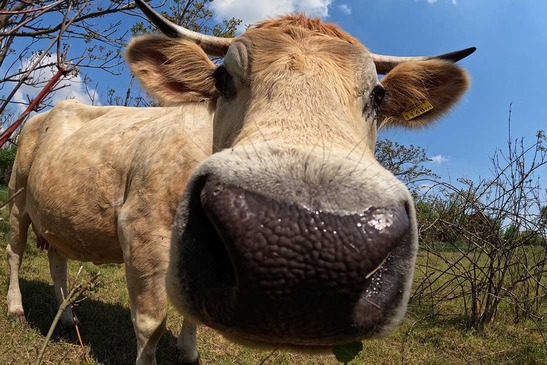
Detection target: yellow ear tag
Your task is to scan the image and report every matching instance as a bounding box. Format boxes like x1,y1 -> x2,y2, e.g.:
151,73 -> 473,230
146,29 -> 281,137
402,100 -> 434,121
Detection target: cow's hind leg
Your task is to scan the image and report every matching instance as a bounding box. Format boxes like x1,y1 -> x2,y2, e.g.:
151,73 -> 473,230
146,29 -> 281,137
47,246 -> 76,328
6,204 -> 30,322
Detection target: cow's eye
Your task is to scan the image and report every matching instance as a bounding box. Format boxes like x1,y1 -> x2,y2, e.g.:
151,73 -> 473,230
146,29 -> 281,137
370,85 -> 385,107
213,66 -> 235,99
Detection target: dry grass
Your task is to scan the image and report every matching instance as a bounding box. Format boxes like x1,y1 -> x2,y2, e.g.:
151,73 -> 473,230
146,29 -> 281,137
0,186 -> 545,364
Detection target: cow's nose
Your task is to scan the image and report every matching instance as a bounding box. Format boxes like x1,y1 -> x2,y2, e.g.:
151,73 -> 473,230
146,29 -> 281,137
201,175 -> 409,291
198,175 -> 411,344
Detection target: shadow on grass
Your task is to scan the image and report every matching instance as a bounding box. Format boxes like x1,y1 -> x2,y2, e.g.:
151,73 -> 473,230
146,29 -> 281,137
407,304 -> 476,335
20,278 -> 180,365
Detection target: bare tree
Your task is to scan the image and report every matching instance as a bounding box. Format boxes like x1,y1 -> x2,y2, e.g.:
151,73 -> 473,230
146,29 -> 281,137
0,1 -> 144,146
412,108 -> 547,330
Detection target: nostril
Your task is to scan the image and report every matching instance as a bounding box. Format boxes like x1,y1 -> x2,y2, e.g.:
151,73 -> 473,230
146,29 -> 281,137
200,175 -> 247,250
178,174 -> 237,297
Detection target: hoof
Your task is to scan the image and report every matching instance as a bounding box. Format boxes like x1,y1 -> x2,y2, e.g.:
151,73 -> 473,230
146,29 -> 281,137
8,306 -> 27,323
8,309 -> 27,324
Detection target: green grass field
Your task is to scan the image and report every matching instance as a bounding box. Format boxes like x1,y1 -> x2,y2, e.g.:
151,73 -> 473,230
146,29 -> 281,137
0,185 -> 545,364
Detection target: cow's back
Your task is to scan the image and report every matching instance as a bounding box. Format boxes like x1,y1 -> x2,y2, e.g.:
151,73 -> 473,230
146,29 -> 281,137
15,100 -> 212,263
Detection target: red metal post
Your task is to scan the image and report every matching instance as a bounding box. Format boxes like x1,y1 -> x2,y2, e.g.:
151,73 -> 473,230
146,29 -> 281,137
0,66 -> 66,148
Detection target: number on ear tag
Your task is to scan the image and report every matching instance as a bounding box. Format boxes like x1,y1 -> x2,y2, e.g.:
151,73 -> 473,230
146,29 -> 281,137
402,100 -> 434,121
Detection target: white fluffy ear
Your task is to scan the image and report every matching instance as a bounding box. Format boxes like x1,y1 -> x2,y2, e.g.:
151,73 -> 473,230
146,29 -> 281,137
126,35 -> 217,104
379,60 -> 470,128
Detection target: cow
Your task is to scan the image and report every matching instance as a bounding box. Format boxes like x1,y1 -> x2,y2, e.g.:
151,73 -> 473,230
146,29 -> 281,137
6,0 -> 474,364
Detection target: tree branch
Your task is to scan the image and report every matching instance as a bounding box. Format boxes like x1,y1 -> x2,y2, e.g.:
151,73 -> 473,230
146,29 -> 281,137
0,2 -> 137,37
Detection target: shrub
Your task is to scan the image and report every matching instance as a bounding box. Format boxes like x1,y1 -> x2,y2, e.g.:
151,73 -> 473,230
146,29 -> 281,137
0,145 -> 16,185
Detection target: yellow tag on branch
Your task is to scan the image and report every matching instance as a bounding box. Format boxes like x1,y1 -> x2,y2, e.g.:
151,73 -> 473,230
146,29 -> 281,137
402,100 -> 434,121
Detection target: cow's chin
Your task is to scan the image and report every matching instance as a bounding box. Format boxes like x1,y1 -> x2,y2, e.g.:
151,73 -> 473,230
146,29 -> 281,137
168,175 -> 417,347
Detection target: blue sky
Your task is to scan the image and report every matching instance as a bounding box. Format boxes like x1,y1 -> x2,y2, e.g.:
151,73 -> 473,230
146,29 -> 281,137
5,0 -> 547,186
340,0 -> 547,184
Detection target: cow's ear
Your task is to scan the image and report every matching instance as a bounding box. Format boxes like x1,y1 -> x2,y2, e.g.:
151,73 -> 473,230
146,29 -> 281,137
379,60 -> 470,128
126,35 -> 217,104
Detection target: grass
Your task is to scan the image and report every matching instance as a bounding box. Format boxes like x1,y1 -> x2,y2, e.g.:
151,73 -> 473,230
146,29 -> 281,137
0,185 -> 546,364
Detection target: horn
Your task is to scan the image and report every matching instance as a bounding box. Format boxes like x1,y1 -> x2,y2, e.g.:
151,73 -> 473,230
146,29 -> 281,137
371,47 -> 476,74
134,0 -> 233,57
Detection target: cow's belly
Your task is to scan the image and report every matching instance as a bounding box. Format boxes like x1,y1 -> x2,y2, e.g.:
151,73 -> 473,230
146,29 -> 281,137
27,149 -> 125,264
31,212 -> 123,264
27,190 -> 124,263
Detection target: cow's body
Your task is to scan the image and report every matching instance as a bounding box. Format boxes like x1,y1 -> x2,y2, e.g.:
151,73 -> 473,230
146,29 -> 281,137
7,3 -> 474,364
7,100 -> 212,363
22,101 -> 211,262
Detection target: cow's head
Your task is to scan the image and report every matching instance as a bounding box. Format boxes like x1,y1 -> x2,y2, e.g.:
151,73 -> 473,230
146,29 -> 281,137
128,1 -> 473,349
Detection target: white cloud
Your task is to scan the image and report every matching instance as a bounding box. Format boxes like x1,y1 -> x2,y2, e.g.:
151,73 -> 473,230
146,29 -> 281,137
11,54 -> 99,114
210,0 -> 333,31
429,154 -> 448,164
339,4 -> 352,15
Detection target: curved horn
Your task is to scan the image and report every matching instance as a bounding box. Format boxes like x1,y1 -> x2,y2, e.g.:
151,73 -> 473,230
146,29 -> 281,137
134,0 -> 233,57
372,47 -> 476,74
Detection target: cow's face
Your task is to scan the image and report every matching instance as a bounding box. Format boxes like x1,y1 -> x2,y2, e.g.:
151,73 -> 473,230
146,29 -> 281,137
127,15 -> 470,348
211,26 -> 379,153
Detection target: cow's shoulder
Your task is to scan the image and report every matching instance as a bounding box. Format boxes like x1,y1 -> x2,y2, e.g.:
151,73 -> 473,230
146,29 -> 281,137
121,104 -> 214,223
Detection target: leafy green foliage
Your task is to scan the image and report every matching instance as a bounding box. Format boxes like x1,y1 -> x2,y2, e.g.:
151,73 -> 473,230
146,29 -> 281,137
375,139 -> 438,190
332,342 -> 363,363
0,145 -> 16,185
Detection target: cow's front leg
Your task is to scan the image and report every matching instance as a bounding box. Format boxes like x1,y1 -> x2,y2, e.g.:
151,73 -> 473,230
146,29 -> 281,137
177,319 -> 200,364
119,220 -> 171,365
47,246 -> 76,328
125,256 -> 167,365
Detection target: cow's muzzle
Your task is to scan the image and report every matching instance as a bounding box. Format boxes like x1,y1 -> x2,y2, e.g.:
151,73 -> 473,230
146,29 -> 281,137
176,174 -> 414,346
